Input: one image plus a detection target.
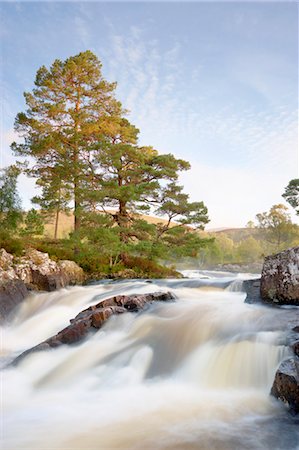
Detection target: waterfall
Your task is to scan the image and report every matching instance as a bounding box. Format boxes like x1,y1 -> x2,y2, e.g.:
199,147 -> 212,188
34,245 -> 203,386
2,273 -> 298,450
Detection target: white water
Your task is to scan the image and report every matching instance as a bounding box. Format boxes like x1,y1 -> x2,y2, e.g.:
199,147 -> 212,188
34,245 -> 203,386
1,272 -> 299,450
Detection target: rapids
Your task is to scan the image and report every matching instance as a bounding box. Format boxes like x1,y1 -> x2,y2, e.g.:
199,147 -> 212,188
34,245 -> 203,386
1,271 -> 299,450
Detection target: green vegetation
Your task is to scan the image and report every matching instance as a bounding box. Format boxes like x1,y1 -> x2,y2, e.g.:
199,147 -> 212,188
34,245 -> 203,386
21,209 -> 44,237
0,165 -> 23,232
1,52 -> 298,277
283,179 -> 299,215
195,202 -> 299,269
2,51 -> 210,278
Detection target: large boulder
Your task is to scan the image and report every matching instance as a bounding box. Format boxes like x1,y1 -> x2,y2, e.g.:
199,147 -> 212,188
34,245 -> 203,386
11,291 -> 175,365
271,358 -> 299,414
260,247 -> 299,305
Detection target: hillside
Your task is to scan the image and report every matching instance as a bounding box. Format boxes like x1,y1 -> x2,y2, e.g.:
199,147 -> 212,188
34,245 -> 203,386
44,211 -> 175,239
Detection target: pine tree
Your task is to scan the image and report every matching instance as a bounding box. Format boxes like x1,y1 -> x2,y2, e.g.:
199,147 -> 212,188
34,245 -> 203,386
12,51 -> 122,232
0,165 -> 23,231
282,179 -> 299,215
21,208 -> 44,237
12,51 -> 210,264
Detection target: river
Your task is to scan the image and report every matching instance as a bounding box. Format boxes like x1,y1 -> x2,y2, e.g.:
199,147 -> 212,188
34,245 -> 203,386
2,271 -> 299,449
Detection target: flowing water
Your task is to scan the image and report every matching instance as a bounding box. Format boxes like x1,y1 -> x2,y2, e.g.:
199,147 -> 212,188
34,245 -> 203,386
1,271 -> 299,450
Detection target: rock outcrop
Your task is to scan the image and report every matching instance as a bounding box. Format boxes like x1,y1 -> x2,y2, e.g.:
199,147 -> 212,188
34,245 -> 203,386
0,248 -> 84,322
14,249 -> 84,290
260,247 -> 299,306
11,291 -> 175,366
271,358 -> 299,415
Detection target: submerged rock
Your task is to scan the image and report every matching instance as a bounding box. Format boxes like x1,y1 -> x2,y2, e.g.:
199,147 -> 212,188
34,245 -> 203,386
10,291 -> 175,366
260,247 -> 299,306
271,358 -> 299,415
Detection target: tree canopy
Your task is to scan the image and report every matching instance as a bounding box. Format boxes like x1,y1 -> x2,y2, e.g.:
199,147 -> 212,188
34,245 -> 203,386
0,165 -> 23,231
282,179 -> 299,215
256,203 -> 298,251
11,50 -> 210,267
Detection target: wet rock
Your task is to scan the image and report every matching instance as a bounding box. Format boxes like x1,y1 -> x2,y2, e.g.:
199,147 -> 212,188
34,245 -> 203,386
10,291 -> 175,366
271,358 -> 299,414
261,247 -> 299,306
243,279 -> 261,304
292,342 -> 299,357
290,327 -> 299,357
0,279 -> 28,322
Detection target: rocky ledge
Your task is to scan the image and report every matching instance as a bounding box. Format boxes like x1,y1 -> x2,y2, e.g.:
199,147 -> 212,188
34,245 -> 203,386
10,291 -> 175,366
0,248 -> 84,322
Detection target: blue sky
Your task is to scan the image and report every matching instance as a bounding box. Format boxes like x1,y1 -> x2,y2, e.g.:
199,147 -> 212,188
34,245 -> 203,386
1,1 -> 298,228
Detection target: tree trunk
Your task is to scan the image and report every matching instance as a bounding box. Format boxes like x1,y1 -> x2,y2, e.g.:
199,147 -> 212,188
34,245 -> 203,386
54,208 -> 60,240
74,90 -> 81,233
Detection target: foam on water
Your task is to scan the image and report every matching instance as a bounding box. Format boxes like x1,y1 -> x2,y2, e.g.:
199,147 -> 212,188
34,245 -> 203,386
2,272 -> 298,450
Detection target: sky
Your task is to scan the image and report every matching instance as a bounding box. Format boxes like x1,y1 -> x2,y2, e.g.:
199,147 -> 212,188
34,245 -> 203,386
0,1 -> 298,228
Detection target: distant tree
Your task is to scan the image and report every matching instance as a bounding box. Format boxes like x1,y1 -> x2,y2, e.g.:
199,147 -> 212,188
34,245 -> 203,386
256,204 -> 298,251
246,220 -> 255,229
282,179 -> 299,215
21,208 -> 44,237
0,165 -> 23,231
237,236 -> 262,263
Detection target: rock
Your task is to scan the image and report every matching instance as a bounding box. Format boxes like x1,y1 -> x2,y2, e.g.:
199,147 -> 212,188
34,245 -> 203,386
243,278 -> 262,304
0,249 -> 14,270
14,261 -> 33,284
260,247 -> 299,305
291,327 -> 299,357
0,248 -> 85,321
10,291 -> 175,366
271,358 -> 299,414
57,260 -> 84,285
0,248 -> 84,292
292,341 -> 299,357
0,279 -> 28,322
30,269 -> 66,291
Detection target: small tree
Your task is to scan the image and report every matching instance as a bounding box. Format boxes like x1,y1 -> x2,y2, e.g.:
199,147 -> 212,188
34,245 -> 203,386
21,209 -> 44,237
0,165 -> 23,231
282,179 -> 299,215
